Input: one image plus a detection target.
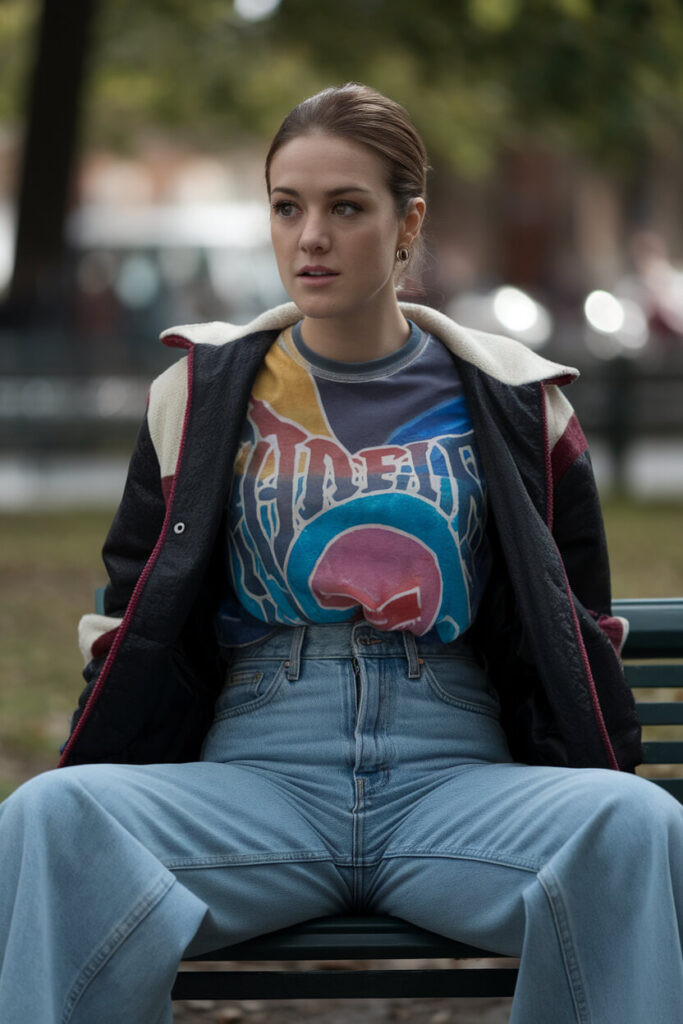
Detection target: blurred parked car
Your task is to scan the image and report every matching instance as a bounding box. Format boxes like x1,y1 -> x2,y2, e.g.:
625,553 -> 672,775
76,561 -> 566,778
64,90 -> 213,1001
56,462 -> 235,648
65,200 -> 287,373
446,285 -> 553,349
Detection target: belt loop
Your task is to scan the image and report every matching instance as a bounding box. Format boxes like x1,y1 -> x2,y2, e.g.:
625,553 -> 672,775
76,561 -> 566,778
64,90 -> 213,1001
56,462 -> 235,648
286,625 -> 306,681
402,631 -> 422,679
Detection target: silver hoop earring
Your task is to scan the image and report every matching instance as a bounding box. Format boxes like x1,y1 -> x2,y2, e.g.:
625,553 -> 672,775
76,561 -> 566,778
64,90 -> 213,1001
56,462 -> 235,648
396,247 -> 410,263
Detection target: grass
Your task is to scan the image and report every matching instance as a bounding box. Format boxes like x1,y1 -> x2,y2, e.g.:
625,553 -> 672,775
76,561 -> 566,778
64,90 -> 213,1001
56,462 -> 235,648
0,508 -> 114,799
1,498 -> 682,799
600,496 -> 683,598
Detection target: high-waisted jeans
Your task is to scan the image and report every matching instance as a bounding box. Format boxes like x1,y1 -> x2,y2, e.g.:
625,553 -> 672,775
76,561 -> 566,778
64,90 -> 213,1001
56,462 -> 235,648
1,622 -> 682,1023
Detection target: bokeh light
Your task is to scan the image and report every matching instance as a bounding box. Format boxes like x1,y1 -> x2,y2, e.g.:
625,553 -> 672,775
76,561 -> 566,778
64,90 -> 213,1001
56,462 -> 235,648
234,0 -> 281,21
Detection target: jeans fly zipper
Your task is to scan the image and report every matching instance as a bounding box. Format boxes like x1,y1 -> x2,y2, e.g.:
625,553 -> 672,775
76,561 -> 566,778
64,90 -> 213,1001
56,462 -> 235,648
351,656 -> 364,810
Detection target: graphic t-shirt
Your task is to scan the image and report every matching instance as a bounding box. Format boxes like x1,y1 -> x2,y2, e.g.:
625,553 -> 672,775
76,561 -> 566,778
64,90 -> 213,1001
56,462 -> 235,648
217,320 -> 491,645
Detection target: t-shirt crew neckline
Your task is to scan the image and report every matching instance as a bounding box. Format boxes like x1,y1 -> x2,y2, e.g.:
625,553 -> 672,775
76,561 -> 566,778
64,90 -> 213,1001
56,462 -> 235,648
291,319 -> 426,382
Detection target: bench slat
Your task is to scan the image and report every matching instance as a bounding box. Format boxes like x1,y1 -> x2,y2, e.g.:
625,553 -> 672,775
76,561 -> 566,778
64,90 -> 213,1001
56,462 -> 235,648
635,703 -> 683,725
642,740 -> 683,763
173,966 -> 519,1000
649,778 -> 683,799
614,599 -> 683,656
184,916 -> 498,961
626,664 -> 683,688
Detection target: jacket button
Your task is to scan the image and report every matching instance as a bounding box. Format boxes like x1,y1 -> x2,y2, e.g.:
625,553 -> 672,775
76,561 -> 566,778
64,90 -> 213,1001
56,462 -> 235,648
173,521 -> 186,535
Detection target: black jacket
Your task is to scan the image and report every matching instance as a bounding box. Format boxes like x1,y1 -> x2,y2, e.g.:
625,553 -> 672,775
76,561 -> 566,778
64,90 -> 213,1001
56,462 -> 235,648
60,303 -> 642,772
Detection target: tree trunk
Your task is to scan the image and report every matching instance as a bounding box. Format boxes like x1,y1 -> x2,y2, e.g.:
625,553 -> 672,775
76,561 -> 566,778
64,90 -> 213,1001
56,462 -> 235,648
5,0 -> 98,322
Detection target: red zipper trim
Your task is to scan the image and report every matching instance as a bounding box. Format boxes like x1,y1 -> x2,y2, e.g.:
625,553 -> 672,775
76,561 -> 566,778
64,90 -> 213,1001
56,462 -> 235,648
541,383 -> 555,534
541,383 -> 619,772
59,343 -> 195,766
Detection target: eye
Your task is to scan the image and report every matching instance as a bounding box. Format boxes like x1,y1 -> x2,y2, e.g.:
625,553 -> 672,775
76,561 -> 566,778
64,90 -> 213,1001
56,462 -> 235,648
272,200 -> 298,218
332,201 -> 361,216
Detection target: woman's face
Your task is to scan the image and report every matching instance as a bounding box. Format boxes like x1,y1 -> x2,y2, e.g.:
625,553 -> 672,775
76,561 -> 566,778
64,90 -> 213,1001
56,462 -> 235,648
268,132 -> 423,324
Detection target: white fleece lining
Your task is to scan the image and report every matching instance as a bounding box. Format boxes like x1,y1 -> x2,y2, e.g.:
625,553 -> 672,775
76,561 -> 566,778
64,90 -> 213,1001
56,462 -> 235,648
614,615 -> 630,653
544,384 -> 576,452
160,301 -> 578,388
78,613 -> 122,665
148,358 -> 189,479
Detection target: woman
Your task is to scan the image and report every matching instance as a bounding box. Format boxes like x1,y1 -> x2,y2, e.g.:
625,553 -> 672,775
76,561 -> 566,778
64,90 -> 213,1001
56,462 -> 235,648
1,83 -> 682,1024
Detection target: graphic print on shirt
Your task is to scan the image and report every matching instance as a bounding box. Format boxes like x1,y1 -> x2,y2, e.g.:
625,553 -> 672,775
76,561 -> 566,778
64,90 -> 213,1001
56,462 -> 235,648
227,329 -> 489,642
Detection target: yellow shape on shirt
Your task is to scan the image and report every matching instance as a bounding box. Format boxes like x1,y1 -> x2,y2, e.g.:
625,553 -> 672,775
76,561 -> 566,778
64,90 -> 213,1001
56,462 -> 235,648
234,329 -> 332,477
252,328 -> 332,438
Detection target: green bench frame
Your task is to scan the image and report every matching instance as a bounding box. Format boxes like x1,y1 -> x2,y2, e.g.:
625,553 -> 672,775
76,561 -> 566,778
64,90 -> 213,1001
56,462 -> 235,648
166,597 -> 683,1001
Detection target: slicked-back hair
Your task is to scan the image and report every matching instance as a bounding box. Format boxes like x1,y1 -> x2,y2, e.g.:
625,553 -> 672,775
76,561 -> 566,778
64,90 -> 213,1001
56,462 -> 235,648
265,83 -> 428,220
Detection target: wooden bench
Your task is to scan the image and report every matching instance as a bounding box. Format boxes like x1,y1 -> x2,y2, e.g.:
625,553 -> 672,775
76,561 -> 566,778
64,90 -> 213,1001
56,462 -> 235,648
167,597 -> 682,1002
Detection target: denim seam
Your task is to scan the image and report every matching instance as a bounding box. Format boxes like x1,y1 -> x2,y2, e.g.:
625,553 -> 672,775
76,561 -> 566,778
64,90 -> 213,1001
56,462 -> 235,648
427,692 -> 500,719
286,625 -> 306,680
538,866 -> 590,1024
374,671 -> 395,790
62,873 -> 174,1023
230,652 -> 410,663
165,850 -> 335,870
421,664 -> 499,719
380,846 -> 543,873
419,655 -> 483,664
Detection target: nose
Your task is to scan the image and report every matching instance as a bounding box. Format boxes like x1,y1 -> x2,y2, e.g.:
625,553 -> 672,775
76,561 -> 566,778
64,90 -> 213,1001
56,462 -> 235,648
299,211 -> 330,253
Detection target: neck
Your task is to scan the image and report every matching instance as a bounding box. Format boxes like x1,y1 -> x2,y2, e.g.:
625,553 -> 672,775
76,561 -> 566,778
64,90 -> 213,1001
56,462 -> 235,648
299,302 -> 411,363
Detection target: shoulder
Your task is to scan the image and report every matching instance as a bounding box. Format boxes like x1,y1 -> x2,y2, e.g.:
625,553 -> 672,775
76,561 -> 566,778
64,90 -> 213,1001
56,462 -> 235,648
146,303 -> 303,470
148,356 -> 190,448
401,302 -> 577,387
158,302 -> 302,350
149,301 -> 303,408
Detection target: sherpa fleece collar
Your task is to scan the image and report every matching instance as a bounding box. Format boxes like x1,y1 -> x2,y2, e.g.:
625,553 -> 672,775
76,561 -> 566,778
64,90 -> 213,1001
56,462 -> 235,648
160,301 -> 577,388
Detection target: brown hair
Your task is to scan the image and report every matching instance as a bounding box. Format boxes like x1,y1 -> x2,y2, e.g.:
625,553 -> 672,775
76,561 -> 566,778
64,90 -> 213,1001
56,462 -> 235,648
265,83 -> 428,221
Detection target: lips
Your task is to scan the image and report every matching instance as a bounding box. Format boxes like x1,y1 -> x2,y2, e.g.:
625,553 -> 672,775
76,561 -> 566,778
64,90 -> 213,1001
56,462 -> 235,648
297,266 -> 339,277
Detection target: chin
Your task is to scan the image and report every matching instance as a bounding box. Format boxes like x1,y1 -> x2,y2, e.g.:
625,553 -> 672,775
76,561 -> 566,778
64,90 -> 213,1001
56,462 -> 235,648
291,295 -> 348,320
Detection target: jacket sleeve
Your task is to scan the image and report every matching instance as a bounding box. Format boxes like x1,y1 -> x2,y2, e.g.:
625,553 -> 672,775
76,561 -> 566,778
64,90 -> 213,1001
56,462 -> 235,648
545,384 -> 628,654
68,410 -> 167,734
542,384 -> 642,770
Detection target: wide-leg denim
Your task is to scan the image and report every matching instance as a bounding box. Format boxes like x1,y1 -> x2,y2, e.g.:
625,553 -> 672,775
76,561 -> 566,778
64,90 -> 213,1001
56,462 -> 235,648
1,622 -> 682,1023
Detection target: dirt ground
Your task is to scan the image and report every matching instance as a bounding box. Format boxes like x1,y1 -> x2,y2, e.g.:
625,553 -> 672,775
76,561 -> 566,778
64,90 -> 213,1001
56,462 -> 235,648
172,995 -> 511,1019
173,995 -> 513,1023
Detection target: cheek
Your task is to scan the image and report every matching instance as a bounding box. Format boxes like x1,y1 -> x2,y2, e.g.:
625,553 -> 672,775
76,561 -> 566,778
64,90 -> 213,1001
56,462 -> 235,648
270,229 -> 292,268
373,240 -> 401,281
353,225 -> 398,270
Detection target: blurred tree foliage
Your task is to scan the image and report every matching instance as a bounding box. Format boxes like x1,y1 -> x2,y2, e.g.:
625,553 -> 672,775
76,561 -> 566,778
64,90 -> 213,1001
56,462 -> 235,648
2,0 -> 683,177
0,0 -> 40,126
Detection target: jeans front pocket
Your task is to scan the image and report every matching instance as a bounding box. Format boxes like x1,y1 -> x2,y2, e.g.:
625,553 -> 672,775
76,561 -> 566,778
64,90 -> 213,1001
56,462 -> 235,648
422,654 -> 501,719
212,660 -> 287,721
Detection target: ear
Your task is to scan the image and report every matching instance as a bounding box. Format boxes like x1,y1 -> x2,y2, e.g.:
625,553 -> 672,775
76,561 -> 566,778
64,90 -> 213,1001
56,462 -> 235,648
398,197 -> 426,249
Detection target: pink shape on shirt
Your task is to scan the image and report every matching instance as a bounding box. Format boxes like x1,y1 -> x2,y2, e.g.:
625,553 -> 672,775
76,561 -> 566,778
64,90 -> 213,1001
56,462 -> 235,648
310,526 -> 442,633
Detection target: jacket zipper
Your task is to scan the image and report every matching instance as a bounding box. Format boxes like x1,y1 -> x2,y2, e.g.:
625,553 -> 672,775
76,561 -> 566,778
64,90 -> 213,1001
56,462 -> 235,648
59,347 -> 197,767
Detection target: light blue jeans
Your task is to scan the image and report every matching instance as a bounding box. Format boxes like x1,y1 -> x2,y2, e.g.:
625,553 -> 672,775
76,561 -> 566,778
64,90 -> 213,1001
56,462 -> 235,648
1,622 -> 682,1023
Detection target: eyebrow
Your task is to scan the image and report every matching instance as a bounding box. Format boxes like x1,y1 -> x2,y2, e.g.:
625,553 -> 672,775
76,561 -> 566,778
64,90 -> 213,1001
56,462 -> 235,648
271,186 -> 373,198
